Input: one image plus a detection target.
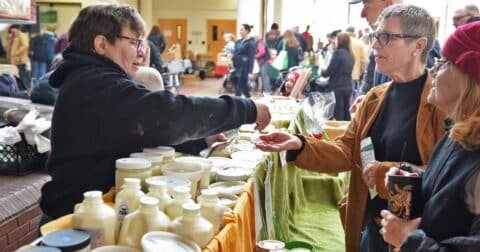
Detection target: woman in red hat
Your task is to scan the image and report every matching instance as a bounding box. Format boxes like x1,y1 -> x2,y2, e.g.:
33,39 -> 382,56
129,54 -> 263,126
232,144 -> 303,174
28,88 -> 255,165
380,21 -> 480,251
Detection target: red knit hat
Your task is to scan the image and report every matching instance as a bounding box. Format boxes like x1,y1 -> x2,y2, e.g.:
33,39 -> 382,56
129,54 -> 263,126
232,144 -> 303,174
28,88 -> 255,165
441,22 -> 480,84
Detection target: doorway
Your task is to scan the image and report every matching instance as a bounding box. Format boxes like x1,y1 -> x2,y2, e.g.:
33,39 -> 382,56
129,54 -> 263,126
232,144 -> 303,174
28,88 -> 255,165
158,19 -> 187,59
206,19 -> 237,63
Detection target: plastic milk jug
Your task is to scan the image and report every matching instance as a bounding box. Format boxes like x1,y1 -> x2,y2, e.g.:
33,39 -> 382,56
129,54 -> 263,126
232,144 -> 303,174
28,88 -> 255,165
168,202 -> 214,248
199,189 -> 224,234
146,180 -> 173,212
166,186 -> 195,220
118,196 -> 170,248
115,178 -> 145,236
72,191 -> 116,248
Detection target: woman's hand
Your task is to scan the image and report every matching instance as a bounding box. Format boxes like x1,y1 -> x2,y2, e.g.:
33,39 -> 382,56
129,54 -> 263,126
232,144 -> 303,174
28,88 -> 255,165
205,134 -> 227,147
380,209 -> 421,248
255,132 -> 303,152
362,160 -> 380,187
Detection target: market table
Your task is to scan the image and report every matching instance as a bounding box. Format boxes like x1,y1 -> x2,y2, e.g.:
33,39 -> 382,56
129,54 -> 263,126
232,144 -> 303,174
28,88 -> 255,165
254,111 -> 349,251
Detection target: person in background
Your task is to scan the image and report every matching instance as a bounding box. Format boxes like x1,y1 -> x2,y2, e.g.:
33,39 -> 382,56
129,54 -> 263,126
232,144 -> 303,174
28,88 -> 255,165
30,26 -> 57,83
223,33 -> 235,59
379,21 -> 480,252
453,7 -> 472,28
55,32 -> 68,54
233,24 -> 255,98
266,23 -> 280,49
465,4 -> 480,24
279,71 -> 300,97
321,32 -> 354,121
255,36 -> 272,95
302,25 -> 314,52
7,25 -> 30,90
277,30 -> 303,71
147,25 -> 166,54
39,5 -> 271,226
346,25 -> 368,102
255,5 -> 445,252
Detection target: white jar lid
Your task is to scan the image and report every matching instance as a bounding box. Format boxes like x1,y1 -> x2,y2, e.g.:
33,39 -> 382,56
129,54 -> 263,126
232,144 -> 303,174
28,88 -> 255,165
140,196 -> 159,206
216,166 -> 253,181
130,152 -> 164,163
182,202 -> 200,215
143,146 -> 175,158
83,190 -> 102,199
173,186 -> 191,198
116,157 -> 151,170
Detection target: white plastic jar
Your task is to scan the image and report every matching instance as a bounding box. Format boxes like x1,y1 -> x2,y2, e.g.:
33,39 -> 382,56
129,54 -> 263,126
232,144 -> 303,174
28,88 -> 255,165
143,146 -> 175,163
130,152 -> 163,176
115,158 -> 152,192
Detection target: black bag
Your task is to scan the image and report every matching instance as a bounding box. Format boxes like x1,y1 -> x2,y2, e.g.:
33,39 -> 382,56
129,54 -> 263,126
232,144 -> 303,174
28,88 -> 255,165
0,132 -> 47,175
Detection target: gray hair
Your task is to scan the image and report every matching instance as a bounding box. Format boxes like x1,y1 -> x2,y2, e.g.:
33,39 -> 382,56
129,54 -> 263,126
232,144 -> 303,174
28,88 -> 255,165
377,4 -> 436,63
465,4 -> 479,16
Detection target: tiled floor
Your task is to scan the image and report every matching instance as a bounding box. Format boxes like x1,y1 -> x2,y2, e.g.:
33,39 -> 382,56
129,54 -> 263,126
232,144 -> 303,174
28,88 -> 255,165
179,75 -> 264,98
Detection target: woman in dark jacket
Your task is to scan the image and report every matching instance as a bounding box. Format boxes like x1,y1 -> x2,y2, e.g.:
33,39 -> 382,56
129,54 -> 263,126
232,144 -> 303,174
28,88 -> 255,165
379,21 -> 480,252
321,32 -> 354,121
233,24 -> 255,98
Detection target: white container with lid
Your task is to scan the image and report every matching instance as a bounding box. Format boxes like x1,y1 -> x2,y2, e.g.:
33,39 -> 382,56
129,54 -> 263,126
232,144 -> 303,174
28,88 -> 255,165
72,191 -> 116,248
130,152 -> 163,176
141,231 -> 201,252
216,166 -> 253,181
161,160 -> 204,198
91,245 -> 140,252
143,146 -> 175,163
115,158 -> 152,192
115,178 -> 145,236
41,229 -> 91,252
198,189 -> 224,234
118,197 -> 170,248
168,202 -> 214,248
166,186 -> 195,220
146,180 -> 173,212
176,156 -> 213,190
145,176 -> 191,197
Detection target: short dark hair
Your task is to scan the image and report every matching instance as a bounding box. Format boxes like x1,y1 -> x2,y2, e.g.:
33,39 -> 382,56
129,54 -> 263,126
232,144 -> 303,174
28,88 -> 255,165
271,23 -> 279,30
241,24 -> 252,33
68,4 -> 145,51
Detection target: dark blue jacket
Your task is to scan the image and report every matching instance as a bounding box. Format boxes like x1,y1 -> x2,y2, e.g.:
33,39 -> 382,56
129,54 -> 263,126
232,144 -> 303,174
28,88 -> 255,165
233,37 -> 256,77
41,47 -> 258,218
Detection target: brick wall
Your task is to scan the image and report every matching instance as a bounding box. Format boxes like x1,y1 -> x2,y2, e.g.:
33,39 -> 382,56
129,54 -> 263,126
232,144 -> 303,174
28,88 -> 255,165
0,205 -> 42,252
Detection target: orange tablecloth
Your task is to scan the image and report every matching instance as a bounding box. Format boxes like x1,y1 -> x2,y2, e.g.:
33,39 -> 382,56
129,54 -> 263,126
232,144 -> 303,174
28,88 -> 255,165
40,179 -> 256,252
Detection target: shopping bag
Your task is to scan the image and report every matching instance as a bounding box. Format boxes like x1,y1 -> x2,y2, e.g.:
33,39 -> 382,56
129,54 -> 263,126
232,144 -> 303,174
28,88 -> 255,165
272,42 -> 288,70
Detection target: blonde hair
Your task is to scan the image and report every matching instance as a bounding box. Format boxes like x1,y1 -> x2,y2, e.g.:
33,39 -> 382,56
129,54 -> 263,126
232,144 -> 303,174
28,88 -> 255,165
283,30 -> 300,48
449,66 -> 480,150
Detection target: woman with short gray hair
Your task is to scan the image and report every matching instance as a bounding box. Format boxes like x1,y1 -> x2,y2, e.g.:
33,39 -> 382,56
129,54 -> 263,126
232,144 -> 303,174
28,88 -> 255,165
255,4 -> 445,252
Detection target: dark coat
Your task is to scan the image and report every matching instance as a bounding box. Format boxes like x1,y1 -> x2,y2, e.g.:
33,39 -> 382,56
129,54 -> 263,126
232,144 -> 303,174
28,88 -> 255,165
321,48 -> 354,91
40,47 -> 258,218
401,134 -> 480,251
233,37 -> 256,77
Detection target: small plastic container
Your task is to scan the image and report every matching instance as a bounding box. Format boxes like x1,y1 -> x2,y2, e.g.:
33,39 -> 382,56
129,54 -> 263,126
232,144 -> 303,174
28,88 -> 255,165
198,189 -> 224,234
256,240 -> 285,252
130,152 -> 163,176
176,156 -> 213,190
141,231 -> 200,252
216,166 -> 253,181
146,180 -> 173,212
41,229 -> 91,252
145,176 -> 191,197
143,146 -> 175,163
115,158 -> 152,192
161,160 -> 204,198
168,202 -> 214,248
166,186 -> 195,220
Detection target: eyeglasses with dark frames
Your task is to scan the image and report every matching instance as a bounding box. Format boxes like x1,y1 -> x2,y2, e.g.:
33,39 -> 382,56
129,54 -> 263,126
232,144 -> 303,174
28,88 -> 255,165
117,35 -> 144,53
369,32 -> 422,47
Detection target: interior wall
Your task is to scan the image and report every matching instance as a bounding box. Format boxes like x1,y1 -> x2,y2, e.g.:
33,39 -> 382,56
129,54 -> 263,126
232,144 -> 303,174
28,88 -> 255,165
153,0 -> 237,55
38,2 -> 82,35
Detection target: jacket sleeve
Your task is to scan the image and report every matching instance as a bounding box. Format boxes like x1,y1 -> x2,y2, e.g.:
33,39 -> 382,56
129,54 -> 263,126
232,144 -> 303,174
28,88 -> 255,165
400,217 -> 480,252
247,40 -> 256,74
112,80 -> 258,148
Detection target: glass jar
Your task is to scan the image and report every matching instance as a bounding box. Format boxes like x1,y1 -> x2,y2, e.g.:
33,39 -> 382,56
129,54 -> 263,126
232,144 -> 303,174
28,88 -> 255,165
115,158 -> 152,192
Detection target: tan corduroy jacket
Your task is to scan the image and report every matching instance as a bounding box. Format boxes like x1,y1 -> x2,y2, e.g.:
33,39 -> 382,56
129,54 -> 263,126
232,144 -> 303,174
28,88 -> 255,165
8,31 -> 29,65
291,73 -> 445,252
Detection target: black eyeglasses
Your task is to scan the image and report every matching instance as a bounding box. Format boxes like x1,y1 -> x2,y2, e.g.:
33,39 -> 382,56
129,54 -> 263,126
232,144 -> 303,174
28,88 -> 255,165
369,32 -> 421,47
117,35 -> 144,53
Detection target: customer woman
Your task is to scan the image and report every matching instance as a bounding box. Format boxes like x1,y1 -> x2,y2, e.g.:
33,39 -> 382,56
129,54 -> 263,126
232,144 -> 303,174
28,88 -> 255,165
276,30 -> 303,70
321,32 -> 354,121
233,24 -> 255,98
379,21 -> 480,252
255,4 -> 445,252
